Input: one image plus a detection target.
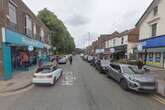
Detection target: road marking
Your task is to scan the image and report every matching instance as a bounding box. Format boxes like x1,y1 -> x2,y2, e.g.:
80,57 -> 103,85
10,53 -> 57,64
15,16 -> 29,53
152,95 -> 165,105
0,85 -> 34,97
59,71 -> 76,86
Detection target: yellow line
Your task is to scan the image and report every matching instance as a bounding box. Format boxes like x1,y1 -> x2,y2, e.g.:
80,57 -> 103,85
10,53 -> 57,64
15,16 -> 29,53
152,95 -> 165,105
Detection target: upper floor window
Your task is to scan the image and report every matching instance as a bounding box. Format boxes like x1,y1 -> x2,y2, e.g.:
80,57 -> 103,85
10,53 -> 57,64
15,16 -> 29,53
40,28 -> 45,41
25,15 -> 32,37
8,1 -> 17,31
113,39 -> 115,46
153,6 -> 158,16
33,23 -> 37,39
151,23 -> 157,37
121,37 -> 124,45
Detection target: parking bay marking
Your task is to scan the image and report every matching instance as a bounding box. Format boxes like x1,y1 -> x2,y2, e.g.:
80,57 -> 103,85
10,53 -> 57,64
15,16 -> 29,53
152,95 -> 165,105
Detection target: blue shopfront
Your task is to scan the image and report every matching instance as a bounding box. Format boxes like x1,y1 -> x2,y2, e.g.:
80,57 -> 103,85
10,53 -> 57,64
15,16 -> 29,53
2,28 -> 50,80
138,35 -> 165,68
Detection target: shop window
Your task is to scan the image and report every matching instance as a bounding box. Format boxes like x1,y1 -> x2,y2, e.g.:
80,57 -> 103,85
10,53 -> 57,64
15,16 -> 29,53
151,23 -> 157,37
155,53 -> 161,62
25,15 -> 33,37
148,53 -> 153,61
8,1 -> 17,31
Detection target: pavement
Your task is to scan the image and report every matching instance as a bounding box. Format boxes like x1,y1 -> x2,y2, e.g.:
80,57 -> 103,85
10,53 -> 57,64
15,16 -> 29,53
0,68 -> 35,93
0,56 -> 164,110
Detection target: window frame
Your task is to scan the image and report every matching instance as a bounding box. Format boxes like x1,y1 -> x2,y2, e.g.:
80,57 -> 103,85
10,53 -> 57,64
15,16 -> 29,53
151,23 -> 157,37
25,14 -> 33,37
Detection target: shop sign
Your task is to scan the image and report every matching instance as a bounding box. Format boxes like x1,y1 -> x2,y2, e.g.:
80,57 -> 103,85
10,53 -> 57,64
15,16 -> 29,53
28,45 -> 34,51
4,28 -> 51,49
110,48 -> 115,53
96,49 -> 104,54
137,44 -> 143,51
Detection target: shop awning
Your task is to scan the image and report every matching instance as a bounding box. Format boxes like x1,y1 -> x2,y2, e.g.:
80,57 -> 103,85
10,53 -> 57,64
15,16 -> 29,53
2,28 -> 51,49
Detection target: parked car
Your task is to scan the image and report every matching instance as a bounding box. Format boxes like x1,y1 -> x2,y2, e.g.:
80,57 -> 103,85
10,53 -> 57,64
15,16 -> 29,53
95,59 -> 110,74
87,56 -> 93,63
58,56 -> 67,64
90,57 -> 96,66
33,65 -> 63,86
83,55 -> 88,61
106,63 -> 156,92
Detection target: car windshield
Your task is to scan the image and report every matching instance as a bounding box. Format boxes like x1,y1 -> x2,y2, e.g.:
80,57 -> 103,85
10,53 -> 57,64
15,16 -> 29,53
128,66 -> 144,74
122,66 -> 144,74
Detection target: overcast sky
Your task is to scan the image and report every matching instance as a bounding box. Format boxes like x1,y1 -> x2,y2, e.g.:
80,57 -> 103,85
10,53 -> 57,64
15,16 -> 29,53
23,0 -> 153,48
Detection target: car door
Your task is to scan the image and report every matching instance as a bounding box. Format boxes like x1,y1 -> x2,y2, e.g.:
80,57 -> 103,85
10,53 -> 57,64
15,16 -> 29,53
109,64 -> 121,82
52,66 -> 59,79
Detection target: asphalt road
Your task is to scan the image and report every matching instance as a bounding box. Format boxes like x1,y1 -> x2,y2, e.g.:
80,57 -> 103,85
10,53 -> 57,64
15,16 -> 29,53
0,56 -> 164,110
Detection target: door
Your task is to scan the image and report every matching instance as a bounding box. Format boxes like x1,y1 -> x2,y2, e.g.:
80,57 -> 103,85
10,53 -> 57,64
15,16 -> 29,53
110,64 -> 121,81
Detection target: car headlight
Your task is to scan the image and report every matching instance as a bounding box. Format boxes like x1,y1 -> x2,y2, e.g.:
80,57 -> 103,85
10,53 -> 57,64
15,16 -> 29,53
129,77 -> 139,82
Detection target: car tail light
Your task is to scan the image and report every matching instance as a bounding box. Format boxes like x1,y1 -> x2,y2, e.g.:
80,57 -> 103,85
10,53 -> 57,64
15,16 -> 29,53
47,75 -> 53,78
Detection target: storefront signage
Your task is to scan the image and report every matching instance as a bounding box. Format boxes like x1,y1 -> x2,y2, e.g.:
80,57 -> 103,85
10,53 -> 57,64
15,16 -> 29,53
137,44 -> 143,51
3,28 -> 50,49
110,48 -> 115,53
96,49 -> 104,54
141,35 -> 165,48
28,45 -> 34,51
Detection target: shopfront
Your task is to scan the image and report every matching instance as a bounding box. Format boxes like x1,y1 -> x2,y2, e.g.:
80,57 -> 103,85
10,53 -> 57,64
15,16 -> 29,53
2,28 -> 51,80
139,35 -> 165,68
112,45 -> 127,60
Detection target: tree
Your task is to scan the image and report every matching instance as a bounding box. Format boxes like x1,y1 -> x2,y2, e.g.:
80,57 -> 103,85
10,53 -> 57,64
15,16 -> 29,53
38,8 -> 75,54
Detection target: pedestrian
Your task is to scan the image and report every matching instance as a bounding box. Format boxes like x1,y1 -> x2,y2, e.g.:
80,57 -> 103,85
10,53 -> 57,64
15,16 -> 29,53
137,58 -> 144,69
69,56 -> 73,65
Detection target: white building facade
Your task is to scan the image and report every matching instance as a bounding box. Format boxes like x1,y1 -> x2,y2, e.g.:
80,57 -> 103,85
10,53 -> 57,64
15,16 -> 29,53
136,0 -> 165,68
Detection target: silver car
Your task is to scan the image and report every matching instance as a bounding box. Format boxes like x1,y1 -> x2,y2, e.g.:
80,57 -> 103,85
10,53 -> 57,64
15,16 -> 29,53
107,63 -> 156,92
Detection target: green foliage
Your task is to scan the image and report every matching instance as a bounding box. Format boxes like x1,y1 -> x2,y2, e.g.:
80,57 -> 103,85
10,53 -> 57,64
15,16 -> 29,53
38,8 -> 75,54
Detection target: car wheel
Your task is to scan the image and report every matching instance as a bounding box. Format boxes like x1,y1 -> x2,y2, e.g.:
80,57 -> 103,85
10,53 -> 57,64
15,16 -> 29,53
52,77 -> 56,86
120,79 -> 129,91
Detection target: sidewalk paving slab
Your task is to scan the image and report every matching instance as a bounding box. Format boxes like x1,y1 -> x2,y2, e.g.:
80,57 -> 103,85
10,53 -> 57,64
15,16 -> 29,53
0,69 -> 35,93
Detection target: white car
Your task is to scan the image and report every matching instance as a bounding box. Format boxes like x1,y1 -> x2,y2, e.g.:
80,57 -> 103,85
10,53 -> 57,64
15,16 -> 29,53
33,65 -> 63,86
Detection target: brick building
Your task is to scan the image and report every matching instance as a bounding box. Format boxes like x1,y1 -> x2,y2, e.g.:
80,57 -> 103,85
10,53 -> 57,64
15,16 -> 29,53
0,0 -> 51,80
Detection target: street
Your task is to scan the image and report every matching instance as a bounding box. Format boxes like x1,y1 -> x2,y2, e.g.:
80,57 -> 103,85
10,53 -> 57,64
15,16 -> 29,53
0,56 -> 164,110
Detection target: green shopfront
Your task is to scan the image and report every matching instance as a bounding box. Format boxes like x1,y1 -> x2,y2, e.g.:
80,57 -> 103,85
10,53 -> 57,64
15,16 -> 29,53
138,35 -> 165,68
2,28 -> 51,80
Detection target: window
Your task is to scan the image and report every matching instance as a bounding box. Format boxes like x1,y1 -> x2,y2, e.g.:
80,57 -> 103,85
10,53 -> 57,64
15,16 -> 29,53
155,53 -> 161,62
40,28 -> 45,41
151,23 -> 157,37
8,1 -> 17,30
25,15 -> 33,37
33,23 -> 37,39
148,53 -> 153,61
113,39 -> 115,46
121,37 -> 124,45
153,6 -> 158,16
110,64 -> 121,73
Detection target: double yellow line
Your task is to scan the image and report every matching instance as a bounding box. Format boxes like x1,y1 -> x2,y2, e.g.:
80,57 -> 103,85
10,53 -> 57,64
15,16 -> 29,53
152,95 -> 165,105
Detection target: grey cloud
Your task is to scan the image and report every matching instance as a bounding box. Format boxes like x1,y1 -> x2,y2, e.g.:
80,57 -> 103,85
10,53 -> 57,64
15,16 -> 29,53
66,14 -> 90,26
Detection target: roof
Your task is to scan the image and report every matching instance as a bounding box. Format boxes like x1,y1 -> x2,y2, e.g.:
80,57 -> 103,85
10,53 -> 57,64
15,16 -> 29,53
136,0 -> 160,27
